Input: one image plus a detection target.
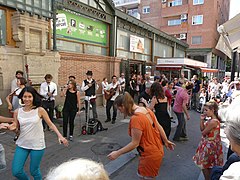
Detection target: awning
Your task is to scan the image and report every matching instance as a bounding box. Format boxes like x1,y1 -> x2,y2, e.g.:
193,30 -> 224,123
156,58 -> 207,70
200,68 -> 219,73
156,65 -> 182,71
216,13 -> 240,59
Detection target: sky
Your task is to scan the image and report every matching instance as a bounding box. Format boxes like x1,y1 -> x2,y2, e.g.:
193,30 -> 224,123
229,0 -> 240,19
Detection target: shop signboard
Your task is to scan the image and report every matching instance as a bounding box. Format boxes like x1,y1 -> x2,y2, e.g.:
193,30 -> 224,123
130,35 -> 145,53
54,10 -> 108,46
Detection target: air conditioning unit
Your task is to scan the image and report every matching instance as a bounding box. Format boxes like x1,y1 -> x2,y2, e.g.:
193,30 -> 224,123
179,33 -> 187,40
181,14 -> 187,20
162,0 -> 167,3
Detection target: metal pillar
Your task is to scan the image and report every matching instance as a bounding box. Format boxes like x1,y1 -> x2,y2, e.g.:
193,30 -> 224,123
52,0 -> 57,51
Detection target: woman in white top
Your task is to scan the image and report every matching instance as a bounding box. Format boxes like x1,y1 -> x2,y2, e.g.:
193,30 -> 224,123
8,86 -> 68,180
101,77 -> 108,107
6,77 -> 27,113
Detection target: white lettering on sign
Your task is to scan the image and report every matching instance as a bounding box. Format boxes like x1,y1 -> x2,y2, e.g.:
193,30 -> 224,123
56,14 -> 68,30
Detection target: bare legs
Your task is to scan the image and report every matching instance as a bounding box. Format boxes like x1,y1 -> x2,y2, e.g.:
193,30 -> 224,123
202,168 -> 211,180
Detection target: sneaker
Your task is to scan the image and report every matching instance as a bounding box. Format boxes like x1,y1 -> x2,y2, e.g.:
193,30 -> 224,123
105,119 -> 111,123
112,120 -> 115,124
173,138 -> 181,142
179,137 -> 189,141
69,136 -> 73,141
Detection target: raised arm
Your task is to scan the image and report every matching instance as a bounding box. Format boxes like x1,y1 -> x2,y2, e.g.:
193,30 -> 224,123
6,93 -> 13,111
201,119 -> 218,136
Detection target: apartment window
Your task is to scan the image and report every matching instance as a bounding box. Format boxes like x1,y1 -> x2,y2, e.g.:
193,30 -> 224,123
168,0 -> 182,7
0,10 -> 6,45
168,19 -> 181,26
192,36 -> 202,44
143,6 -> 150,14
192,15 -> 203,25
193,0 -> 204,5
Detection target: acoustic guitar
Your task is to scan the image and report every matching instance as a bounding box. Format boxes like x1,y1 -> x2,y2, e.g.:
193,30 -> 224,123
104,82 -> 124,100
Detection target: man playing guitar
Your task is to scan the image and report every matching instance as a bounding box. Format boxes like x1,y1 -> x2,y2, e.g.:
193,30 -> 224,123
81,71 -> 99,121
104,75 -> 120,124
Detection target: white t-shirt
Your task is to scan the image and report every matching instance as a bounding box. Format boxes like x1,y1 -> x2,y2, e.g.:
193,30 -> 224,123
220,161 -> 240,180
11,78 -> 18,92
101,81 -> 108,94
12,88 -> 23,111
16,108 -> 45,150
105,82 -> 119,101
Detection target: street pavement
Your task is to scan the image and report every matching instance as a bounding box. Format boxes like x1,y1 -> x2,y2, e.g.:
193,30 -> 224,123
0,107 -> 228,180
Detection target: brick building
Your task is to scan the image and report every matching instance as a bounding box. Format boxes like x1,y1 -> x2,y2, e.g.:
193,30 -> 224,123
114,0 -> 230,77
0,0 -> 187,114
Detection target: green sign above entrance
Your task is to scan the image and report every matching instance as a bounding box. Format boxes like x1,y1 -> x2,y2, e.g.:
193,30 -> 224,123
55,10 -> 108,46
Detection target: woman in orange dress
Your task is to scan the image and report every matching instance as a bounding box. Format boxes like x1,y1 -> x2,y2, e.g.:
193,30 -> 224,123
193,101 -> 223,180
108,92 -> 175,179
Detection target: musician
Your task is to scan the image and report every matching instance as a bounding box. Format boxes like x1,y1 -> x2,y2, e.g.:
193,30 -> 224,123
40,74 -> 57,131
81,71 -> 99,121
104,75 -> 120,124
11,70 -> 24,92
118,73 -> 126,94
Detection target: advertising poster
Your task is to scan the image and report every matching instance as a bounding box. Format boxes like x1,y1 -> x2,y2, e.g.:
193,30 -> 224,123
130,35 -> 145,53
54,10 -> 108,46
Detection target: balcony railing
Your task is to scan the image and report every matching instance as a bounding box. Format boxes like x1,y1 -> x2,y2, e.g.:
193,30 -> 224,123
113,0 -> 141,8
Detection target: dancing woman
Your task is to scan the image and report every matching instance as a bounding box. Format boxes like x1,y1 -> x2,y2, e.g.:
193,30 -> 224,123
61,80 -> 81,141
8,86 -> 68,180
108,92 -> 175,179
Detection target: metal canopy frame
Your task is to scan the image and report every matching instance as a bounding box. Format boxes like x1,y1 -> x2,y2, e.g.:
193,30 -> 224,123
0,0 -> 52,18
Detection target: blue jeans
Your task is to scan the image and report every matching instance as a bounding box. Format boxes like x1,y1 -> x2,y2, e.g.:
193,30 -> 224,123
173,112 -> 187,140
12,146 -> 45,180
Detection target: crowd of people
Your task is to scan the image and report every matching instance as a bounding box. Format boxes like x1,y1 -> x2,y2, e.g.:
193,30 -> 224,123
0,69 -> 240,179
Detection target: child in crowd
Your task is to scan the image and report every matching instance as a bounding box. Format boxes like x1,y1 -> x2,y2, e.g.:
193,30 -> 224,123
197,88 -> 206,113
193,101 -> 223,180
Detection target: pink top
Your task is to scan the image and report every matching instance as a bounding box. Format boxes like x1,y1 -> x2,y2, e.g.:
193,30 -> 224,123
173,87 -> 189,113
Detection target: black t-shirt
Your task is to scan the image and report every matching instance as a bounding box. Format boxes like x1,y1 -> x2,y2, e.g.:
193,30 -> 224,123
193,80 -> 201,93
138,91 -> 151,107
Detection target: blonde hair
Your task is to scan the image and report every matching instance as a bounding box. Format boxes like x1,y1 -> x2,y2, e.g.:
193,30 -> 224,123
46,158 -> 109,180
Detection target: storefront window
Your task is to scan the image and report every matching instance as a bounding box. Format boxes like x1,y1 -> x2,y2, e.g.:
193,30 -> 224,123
175,49 -> 185,57
117,30 -> 130,51
85,44 -> 107,56
144,38 -> 151,55
56,40 -> 83,53
155,42 -> 173,57
0,10 -> 6,45
117,50 -> 133,59
135,53 -> 151,61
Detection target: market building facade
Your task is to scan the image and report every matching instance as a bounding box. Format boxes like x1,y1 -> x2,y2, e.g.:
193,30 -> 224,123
0,0 -> 188,112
